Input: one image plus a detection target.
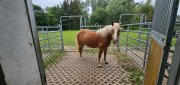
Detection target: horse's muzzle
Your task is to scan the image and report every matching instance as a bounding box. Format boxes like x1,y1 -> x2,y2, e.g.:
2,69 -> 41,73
113,40 -> 118,44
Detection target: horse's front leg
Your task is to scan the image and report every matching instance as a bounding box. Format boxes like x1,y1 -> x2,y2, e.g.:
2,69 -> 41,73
97,48 -> 103,67
104,48 -> 108,64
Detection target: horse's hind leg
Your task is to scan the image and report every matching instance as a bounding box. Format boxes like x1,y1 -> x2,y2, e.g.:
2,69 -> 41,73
76,37 -> 84,59
79,45 -> 84,59
104,48 -> 108,64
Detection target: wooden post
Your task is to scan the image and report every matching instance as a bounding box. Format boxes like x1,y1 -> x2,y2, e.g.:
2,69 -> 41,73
144,38 -> 163,85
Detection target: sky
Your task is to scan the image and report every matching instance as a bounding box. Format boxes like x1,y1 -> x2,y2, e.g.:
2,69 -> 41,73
32,0 -> 154,8
32,0 -> 180,15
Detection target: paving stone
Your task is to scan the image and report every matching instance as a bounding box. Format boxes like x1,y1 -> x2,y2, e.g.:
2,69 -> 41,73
45,51 -> 131,85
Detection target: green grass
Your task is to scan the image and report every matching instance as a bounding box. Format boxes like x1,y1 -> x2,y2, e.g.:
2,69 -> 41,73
115,52 -> 143,85
38,30 -> 78,46
120,31 -> 148,47
62,30 -> 79,46
172,38 -> 177,46
38,30 -> 177,47
124,66 -> 143,85
38,31 -> 62,47
43,51 -> 65,68
62,30 -> 149,47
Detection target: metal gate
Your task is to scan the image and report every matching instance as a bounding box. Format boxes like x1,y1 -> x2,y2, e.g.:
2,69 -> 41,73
37,25 -> 64,68
119,22 -> 151,70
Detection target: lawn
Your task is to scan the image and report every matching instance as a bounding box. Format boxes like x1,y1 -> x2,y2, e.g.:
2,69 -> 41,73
62,30 -> 79,46
38,30 -> 177,47
61,30 -> 149,47
119,31 -> 149,47
37,30 -> 176,67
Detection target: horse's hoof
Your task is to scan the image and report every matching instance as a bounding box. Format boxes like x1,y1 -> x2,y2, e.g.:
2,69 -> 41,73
97,64 -> 101,68
80,57 -> 84,60
104,62 -> 108,64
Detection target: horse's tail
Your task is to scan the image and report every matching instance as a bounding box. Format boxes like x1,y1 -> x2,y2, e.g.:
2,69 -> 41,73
75,32 -> 79,53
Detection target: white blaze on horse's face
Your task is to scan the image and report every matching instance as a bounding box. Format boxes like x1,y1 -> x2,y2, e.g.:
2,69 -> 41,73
111,23 -> 121,44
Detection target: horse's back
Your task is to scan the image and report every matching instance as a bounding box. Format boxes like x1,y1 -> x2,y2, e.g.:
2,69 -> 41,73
78,29 -> 94,34
76,29 -> 98,47
77,29 -> 96,38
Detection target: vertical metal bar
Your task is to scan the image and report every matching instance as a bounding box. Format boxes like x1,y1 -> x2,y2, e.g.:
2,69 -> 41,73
138,14 -> 143,48
145,14 -> 147,23
119,15 -> 122,23
126,25 -> 130,53
60,17 -> 62,31
117,33 -> 120,52
26,1 -> 47,83
143,23 -> 151,69
157,0 -> 179,84
138,31 -> 142,49
167,29 -> 180,85
59,17 -> 64,50
57,25 -> 60,51
60,25 -> 64,51
46,28 -> 51,55
41,28 -> 45,47
84,17 -> 86,26
140,14 -> 144,23
80,16 -> 82,29
43,28 -> 46,49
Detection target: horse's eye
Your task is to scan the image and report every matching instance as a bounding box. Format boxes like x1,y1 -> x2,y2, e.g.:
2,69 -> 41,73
111,29 -> 113,32
118,30 -> 120,32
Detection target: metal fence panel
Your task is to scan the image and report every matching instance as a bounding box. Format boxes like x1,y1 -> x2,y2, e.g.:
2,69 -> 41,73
119,23 -> 151,70
37,26 -> 64,61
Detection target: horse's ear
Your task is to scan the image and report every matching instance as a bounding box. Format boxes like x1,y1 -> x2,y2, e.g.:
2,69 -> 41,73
111,22 -> 114,26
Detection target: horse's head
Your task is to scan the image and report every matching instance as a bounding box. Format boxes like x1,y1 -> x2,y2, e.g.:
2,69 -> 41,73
111,22 -> 121,44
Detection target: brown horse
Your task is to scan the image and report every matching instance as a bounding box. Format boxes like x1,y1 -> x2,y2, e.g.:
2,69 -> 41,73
76,22 -> 122,67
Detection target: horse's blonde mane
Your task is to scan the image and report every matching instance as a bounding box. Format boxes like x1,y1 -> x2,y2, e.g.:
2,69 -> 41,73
96,25 -> 112,38
96,23 -> 120,38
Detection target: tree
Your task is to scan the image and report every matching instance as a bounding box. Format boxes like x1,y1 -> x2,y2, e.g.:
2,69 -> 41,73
141,1 -> 154,22
34,4 -> 43,12
86,0 -> 110,11
69,0 -> 83,30
90,7 -> 109,25
106,0 -> 136,23
59,0 -> 88,30
46,5 -> 64,25
136,0 -> 154,22
33,5 -> 49,26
